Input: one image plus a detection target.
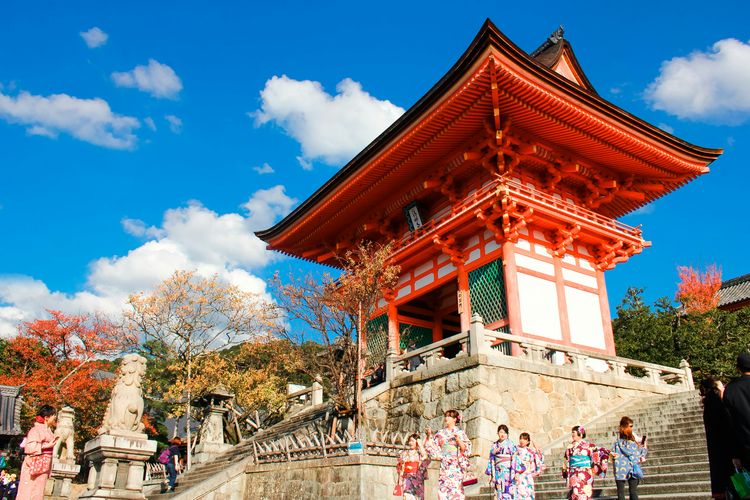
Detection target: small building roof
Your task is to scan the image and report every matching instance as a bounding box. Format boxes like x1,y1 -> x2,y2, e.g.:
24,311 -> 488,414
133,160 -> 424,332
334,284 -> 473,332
0,385 -> 22,436
718,273 -> 750,310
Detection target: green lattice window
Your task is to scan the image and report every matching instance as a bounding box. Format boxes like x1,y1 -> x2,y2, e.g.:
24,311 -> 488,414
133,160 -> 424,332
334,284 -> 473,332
399,323 -> 432,351
366,314 -> 388,366
469,259 -> 508,325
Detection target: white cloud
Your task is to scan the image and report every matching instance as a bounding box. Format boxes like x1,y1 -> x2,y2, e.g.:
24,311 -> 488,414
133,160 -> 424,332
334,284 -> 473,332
628,203 -> 656,216
0,90 -> 139,149
645,38 -> 750,124
112,59 -> 182,99
165,114 -> 182,133
252,75 -> 404,167
253,162 -> 274,175
80,27 -> 108,48
0,186 -> 297,337
121,217 -> 164,239
144,116 -> 156,131
657,123 -> 674,134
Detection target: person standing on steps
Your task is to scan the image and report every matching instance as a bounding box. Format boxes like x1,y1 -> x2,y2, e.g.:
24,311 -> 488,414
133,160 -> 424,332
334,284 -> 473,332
425,409 -> 472,500
485,424 -> 516,500
165,437 -> 182,492
562,425 -> 608,500
611,416 -> 647,500
395,433 -> 430,500
701,376 -> 733,499
723,352 -> 750,472
509,432 -> 544,500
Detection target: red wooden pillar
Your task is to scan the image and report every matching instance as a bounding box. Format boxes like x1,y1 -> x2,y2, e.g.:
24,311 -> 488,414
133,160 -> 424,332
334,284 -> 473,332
501,241 -> 522,336
457,262 -> 471,333
387,301 -> 400,354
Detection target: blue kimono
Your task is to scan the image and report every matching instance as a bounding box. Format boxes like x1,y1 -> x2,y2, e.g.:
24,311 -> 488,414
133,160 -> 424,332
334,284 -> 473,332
485,438 -> 517,499
612,438 -> 647,481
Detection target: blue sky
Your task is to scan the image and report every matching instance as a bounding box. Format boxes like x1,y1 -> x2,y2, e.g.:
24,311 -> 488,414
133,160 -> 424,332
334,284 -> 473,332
1,1 -> 748,335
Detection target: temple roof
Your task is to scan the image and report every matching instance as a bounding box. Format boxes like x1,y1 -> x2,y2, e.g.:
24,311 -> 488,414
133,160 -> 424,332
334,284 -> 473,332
257,19 -> 722,256
718,273 -> 750,310
530,26 -> 596,92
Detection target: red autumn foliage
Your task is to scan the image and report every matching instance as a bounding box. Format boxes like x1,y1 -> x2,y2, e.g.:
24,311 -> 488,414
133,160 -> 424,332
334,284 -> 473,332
675,264 -> 722,314
0,310 -> 134,442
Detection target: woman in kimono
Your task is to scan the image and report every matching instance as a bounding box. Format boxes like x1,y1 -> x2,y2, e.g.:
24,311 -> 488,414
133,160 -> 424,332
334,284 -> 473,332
396,433 -> 430,500
562,425 -> 606,500
18,405 -> 57,500
612,417 -> 647,500
510,432 -> 544,500
425,409 -> 473,500
485,424 -> 516,499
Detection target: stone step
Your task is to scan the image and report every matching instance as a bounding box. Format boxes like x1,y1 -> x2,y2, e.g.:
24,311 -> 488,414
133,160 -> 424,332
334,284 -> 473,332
534,460 -> 709,480
534,479 -> 710,498
536,471 -> 708,491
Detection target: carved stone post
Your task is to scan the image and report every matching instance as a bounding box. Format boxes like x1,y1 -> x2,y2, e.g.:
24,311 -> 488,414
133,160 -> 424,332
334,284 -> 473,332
679,359 -> 695,390
45,406 -> 80,499
385,348 -> 398,382
79,354 -> 157,500
311,381 -> 323,406
468,313 -> 490,356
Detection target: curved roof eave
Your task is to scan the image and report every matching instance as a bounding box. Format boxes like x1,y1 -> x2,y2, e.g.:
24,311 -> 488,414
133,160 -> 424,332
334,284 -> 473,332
256,18 -> 722,243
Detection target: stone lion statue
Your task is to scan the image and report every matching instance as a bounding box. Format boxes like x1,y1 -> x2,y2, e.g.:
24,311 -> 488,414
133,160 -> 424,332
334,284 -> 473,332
99,354 -> 147,434
53,406 -> 75,462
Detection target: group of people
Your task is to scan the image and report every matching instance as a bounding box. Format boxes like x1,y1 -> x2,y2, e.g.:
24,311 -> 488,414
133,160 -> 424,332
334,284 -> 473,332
394,409 -> 647,500
0,470 -> 18,499
701,352 -> 750,499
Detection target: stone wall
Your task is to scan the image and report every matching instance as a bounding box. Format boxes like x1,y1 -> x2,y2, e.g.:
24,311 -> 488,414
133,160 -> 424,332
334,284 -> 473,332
365,352 -> 684,460
243,455 -> 441,500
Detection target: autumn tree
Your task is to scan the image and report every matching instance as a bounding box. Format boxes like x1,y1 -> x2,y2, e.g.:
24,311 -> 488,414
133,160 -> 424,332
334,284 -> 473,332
0,310 -> 132,443
676,264 -> 722,314
273,242 -> 399,429
123,270 -> 277,469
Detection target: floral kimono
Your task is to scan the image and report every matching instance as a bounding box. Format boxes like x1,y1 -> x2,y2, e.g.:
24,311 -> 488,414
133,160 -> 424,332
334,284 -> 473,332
397,448 -> 430,500
485,438 -> 516,499
510,446 -> 544,500
425,427 -> 473,500
612,438 -> 647,481
563,440 -> 607,500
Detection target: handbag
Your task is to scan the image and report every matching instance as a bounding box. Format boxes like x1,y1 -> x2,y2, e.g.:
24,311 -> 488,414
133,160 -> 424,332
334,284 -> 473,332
629,463 -> 644,480
26,454 -> 52,477
392,483 -> 403,496
731,468 -> 750,499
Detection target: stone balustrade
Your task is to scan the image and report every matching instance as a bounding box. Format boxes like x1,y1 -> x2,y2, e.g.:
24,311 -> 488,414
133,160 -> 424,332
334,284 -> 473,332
386,313 -> 693,392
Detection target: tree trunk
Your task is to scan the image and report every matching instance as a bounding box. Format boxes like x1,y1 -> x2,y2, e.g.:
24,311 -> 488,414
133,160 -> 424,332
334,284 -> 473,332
186,350 -> 192,471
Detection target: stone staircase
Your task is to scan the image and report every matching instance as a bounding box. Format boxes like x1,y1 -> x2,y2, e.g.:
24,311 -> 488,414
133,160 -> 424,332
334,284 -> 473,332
468,390 -> 710,500
147,403 -> 334,499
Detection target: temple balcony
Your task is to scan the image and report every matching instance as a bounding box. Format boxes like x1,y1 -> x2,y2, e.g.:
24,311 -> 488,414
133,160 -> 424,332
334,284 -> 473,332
391,177 -> 649,271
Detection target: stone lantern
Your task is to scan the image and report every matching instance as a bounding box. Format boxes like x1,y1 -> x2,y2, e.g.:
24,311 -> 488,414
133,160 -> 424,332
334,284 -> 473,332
193,385 -> 234,464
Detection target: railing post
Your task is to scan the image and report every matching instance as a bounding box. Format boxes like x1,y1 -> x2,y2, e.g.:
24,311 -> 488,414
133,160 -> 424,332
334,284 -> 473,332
468,313 -> 490,356
311,381 -> 323,406
386,348 -> 397,382
610,359 -> 626,379
679,359 -> 695,390
647,367 -> 661,385
570,353 -> 589,372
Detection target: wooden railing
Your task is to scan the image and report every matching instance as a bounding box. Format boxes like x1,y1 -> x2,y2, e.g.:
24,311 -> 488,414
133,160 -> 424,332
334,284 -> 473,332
386,313 -> 694,391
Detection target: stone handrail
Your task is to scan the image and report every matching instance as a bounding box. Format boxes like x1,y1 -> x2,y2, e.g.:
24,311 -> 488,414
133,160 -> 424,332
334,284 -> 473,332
386,313 -> 694,391
286,381 -> 324,413
387,331 -> 469,380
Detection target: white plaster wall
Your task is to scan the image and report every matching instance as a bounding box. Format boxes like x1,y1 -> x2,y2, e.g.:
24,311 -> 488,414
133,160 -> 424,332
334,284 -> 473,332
515,253 -> 554,276
565,286 -> 605,349
562,268 -> 598,289
517,273 -> 562,340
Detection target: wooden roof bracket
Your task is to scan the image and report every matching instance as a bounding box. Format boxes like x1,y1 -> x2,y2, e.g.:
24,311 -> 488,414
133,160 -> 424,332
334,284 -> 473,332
432,234 -> 465,266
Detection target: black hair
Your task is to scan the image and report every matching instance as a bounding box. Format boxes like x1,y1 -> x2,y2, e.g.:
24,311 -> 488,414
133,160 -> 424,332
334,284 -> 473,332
572,425 -> 586,438
497,424 -> 509,434
37,405 -> 56,418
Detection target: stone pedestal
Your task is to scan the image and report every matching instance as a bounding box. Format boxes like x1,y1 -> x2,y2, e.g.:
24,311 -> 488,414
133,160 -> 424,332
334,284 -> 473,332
79,431 -> 157,500
44,460 -> 81,499
194,405 -> 232,464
